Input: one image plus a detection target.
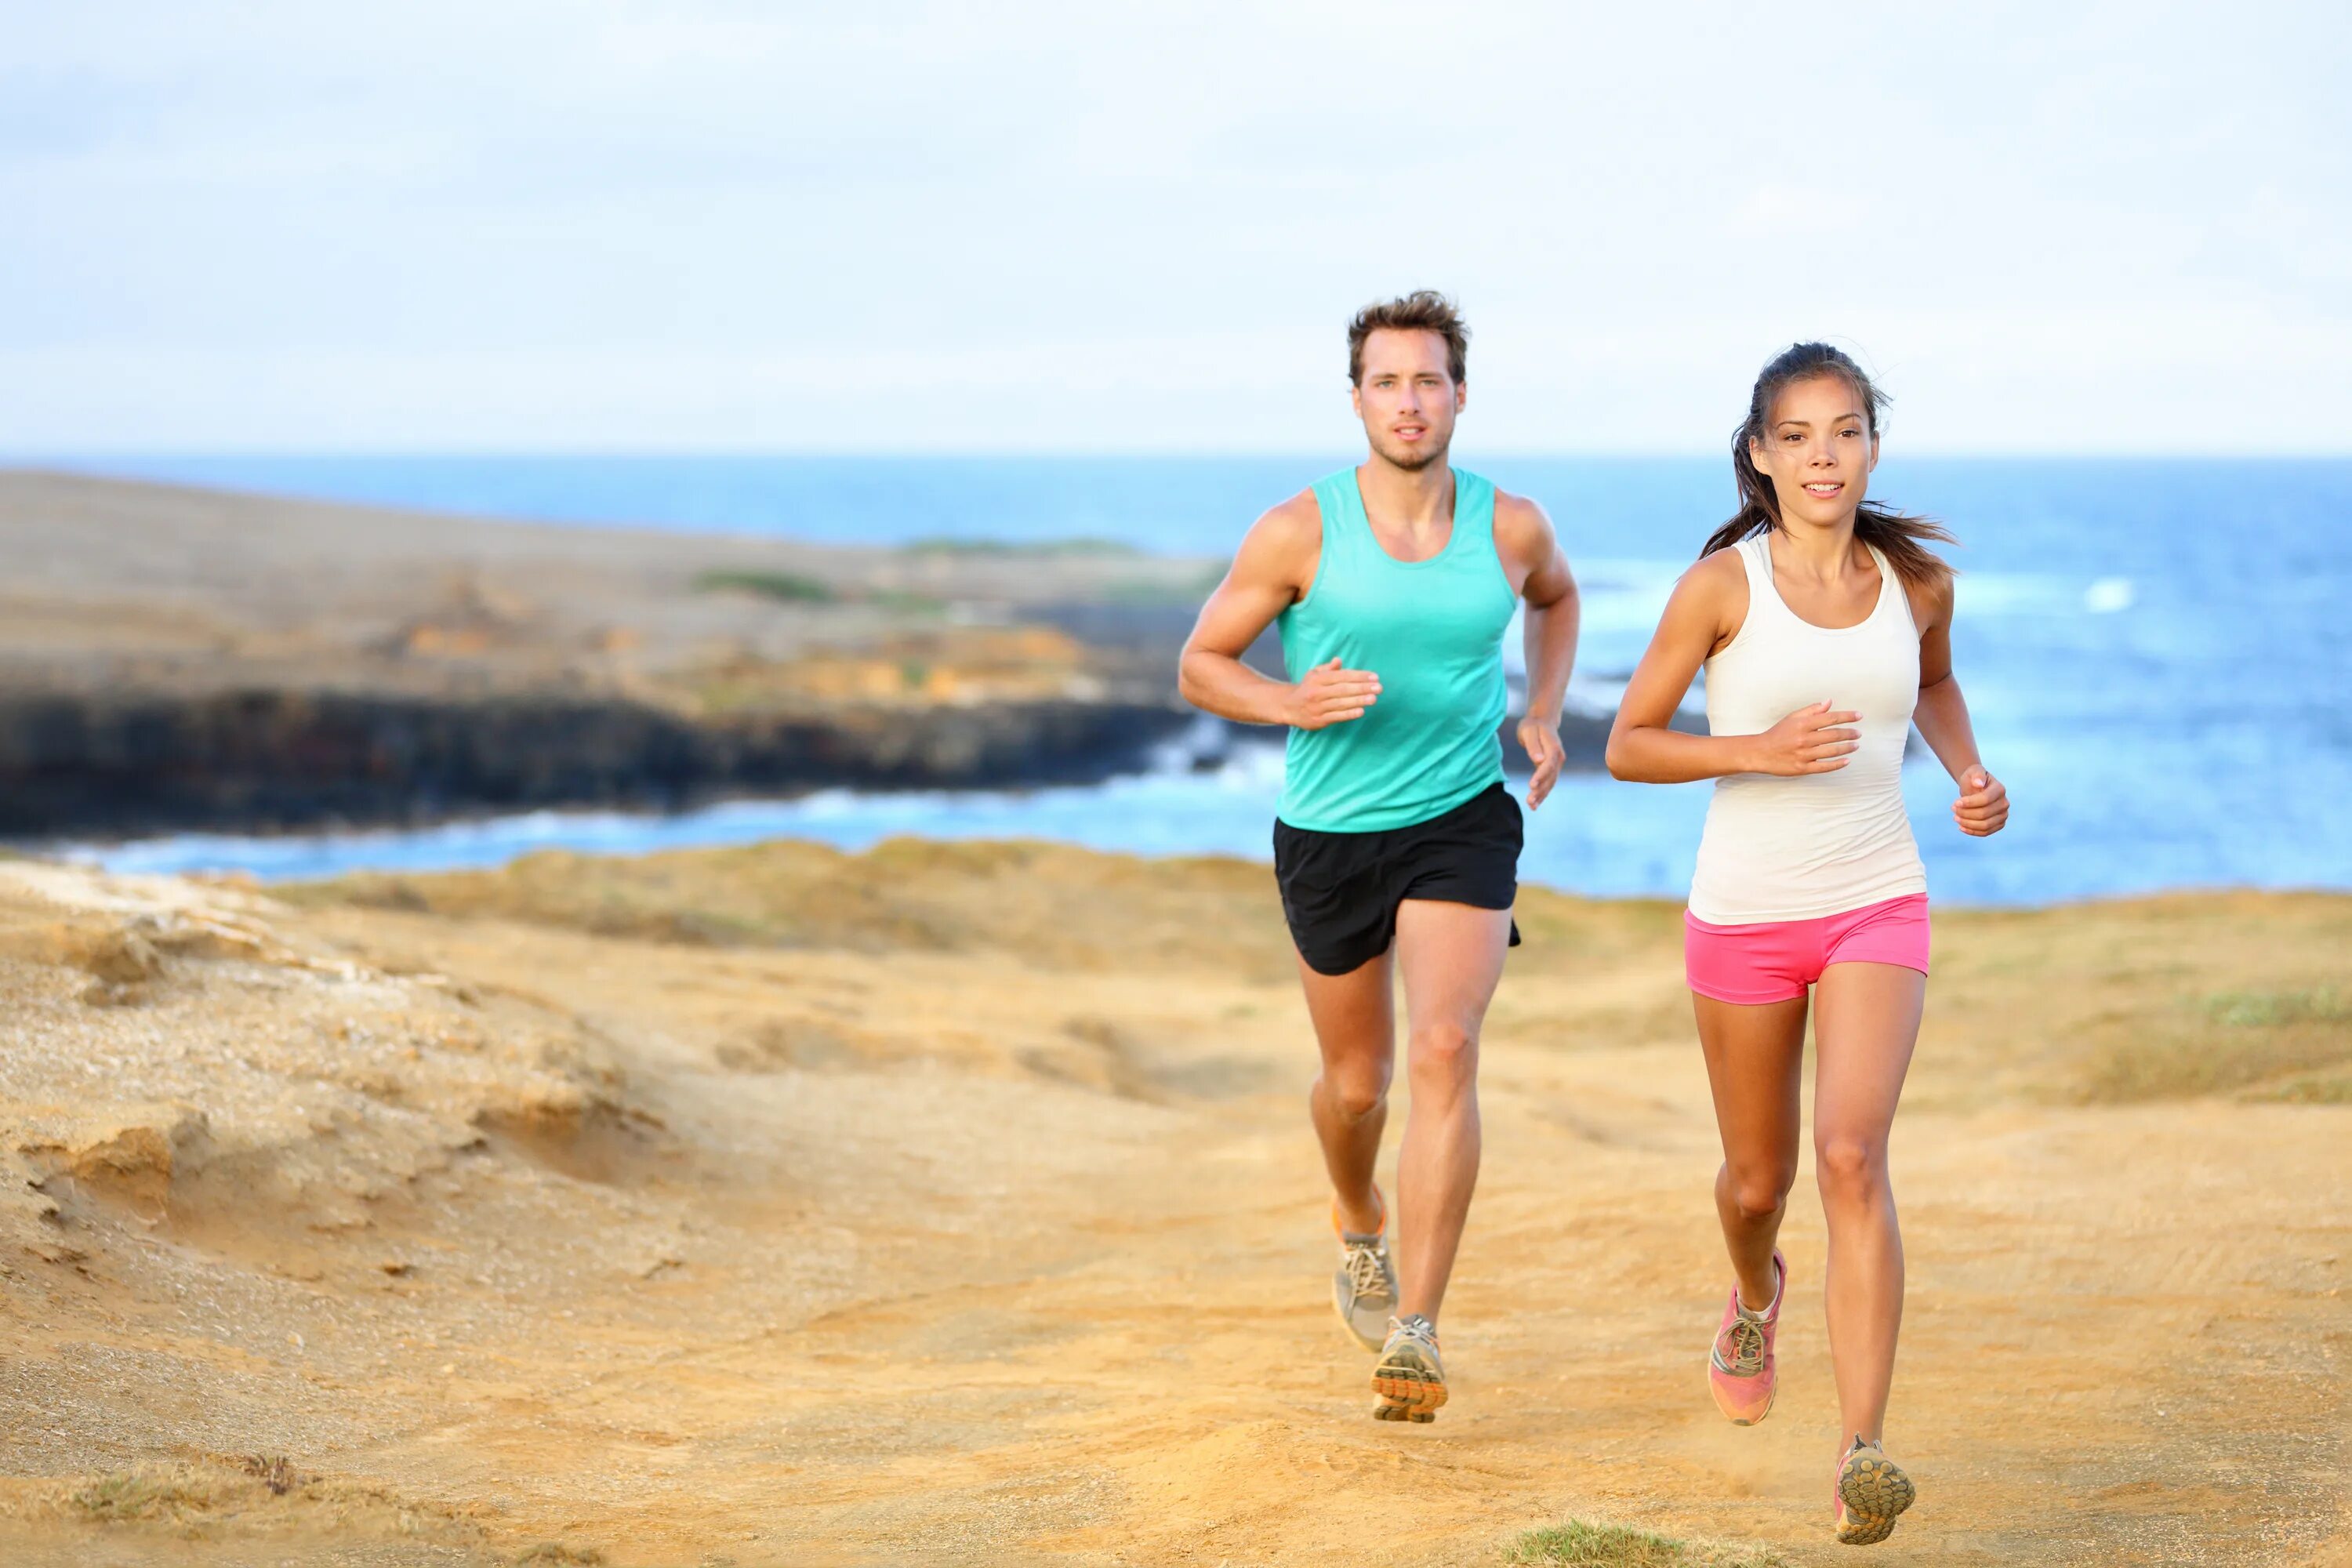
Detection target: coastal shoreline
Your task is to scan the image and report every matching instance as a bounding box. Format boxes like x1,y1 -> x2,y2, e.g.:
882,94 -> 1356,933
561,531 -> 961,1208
0,468 -> 1214,838
0,469 -> 1671,842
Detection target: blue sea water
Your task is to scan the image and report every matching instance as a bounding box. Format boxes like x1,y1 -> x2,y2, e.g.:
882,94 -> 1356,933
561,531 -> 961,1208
49,454 -> 2352,905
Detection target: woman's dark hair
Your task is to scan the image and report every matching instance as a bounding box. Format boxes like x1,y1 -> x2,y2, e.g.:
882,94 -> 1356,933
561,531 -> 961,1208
1701,342 -> 1954,593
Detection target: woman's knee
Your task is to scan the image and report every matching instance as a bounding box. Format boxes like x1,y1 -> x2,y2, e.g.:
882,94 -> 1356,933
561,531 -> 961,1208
1814,1133 -> 1889,1203
1725,1160 -> 1797,1221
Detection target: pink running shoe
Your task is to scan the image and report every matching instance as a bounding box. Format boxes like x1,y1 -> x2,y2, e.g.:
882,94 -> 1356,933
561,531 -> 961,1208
1707,1249 -> 1785,1425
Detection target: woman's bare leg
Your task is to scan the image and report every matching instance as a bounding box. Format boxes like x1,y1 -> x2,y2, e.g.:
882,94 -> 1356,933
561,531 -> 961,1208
1810,960 -> 1926,1446
1693,993 -> 1809,1310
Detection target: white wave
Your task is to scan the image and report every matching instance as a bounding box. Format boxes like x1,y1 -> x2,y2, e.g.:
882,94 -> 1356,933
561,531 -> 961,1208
2083,577 -> 2135,613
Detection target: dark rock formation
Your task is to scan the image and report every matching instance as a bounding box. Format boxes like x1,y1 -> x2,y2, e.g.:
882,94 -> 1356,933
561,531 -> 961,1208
0,690 -> 1196,838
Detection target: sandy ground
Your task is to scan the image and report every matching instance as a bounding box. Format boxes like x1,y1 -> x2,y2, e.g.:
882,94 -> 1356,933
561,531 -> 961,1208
0,842 -> 2345,1566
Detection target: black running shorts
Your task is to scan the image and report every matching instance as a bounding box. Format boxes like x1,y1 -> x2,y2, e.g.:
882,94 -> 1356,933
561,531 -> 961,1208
1272,782 -> 1524,976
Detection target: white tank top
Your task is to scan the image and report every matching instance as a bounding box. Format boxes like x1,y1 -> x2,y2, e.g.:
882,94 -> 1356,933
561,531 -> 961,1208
1687,532 -> 1927,924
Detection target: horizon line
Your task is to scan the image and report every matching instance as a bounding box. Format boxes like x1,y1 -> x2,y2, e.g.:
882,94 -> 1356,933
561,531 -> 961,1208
13,448 -> 2352,464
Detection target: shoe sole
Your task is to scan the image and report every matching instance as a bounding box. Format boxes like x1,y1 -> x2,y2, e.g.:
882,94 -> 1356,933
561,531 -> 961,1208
1835,1456 -> 1915,1545
1371,1349 -> 1448,1423
1371,1402 -> 1435,1422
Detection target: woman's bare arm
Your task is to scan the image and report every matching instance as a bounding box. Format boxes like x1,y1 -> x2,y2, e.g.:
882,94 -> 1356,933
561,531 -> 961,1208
1605,550 -> 1861,783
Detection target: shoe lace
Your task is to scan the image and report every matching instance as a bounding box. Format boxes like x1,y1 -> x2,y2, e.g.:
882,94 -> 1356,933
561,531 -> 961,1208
1341,1239 -> 1390,1301
1387,1314 -> 1439,1352
1715,1313 -> 1766,1375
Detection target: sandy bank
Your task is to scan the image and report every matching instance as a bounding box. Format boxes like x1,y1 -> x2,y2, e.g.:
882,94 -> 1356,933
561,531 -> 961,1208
0,842 -> 2343,1565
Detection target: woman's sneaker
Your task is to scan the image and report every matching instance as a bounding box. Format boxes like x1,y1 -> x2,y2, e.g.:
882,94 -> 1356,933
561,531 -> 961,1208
1708,1250 -> 1786,1425
1331,1188 -> 1396,1351
1833,1436 -> 1916,1545
1370,1314 -> 1447,1422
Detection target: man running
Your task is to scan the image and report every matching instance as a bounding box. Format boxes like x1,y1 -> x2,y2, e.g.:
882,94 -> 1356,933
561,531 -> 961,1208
1178,291 -> 1580,1421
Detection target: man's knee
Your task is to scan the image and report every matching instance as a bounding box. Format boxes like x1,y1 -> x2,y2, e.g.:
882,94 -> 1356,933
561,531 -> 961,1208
1322,1061 -> 1391,1120
1407,1019 -> 1479,1083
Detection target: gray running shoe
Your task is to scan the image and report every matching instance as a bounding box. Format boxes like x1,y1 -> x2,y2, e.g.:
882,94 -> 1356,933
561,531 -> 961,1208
1371,1313 -> 1448,1422
1333,1227 -> 1398,1351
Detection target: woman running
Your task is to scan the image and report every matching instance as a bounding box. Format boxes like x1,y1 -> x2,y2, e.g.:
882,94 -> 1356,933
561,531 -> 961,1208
1605,343 -> 2008,1545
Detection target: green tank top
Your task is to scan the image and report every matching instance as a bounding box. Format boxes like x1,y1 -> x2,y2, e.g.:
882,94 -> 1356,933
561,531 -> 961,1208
1276,466 -> 1515,832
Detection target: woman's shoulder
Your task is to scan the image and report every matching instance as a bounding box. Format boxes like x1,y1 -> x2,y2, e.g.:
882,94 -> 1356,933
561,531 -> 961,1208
1664,543 -> 1754,649
1683,542 -> 1752,597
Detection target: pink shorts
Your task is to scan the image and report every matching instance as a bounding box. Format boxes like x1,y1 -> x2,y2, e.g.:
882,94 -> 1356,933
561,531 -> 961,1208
1683,894 -> 1931,1005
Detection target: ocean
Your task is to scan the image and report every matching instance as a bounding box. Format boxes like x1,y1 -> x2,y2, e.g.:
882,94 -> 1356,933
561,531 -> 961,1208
53,455 -> 2352,906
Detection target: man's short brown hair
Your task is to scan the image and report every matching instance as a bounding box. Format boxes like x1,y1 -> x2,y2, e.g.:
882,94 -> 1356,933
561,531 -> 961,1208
1347,290 -> 1468,386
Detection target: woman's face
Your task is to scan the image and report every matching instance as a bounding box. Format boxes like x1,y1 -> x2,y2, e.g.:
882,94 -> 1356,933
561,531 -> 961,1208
1748,372 -> 1878,528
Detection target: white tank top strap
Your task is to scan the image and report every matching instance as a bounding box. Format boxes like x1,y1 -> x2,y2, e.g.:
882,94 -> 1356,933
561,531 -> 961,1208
1737,532 -> 1773,591
1715,532 -> 1780,655
1864,543 -> 1918,636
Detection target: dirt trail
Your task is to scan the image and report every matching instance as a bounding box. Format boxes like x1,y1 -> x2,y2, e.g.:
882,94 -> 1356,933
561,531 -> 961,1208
0,845 -> 2344,1566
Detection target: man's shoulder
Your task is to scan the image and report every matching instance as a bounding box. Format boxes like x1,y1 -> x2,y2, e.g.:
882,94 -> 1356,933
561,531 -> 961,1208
1489,485 -> 1554,554
1250,486 -> 1325,549
1490,485 -> 1549,528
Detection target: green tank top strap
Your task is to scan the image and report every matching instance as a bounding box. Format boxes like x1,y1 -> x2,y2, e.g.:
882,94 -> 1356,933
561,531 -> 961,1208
1308,469 -> 1366,574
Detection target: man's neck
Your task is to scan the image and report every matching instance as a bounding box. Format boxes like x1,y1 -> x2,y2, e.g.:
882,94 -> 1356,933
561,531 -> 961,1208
1356,454 -> 1456,528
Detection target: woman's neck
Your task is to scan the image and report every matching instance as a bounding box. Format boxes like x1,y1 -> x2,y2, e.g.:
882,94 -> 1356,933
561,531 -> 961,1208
1770,515 -> 1868,583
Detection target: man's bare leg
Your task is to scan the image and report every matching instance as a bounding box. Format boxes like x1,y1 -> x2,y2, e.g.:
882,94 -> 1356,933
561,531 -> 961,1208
1296,949 -> 1396,1237
1391,898 -> 1512,1323
1365,898 -> 1509,1421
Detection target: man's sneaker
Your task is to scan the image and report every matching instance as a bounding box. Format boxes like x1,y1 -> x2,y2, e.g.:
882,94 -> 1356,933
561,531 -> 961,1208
1370,1314 -> 1447,1423
1833,1436 -> 1916,1546
1708,1249 -> 1786,1425
1331,1187 -> 1396,1352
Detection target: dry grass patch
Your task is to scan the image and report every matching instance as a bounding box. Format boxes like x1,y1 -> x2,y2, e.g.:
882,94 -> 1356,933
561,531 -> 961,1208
296,844 -> 2352,1109
52,1457 -> 316,1526
1908,894 -> 2352,1108
1508,1518 -> 1792,1566
2077,984 -> 2352,1103
293,839 -> 1686,990
64,1466 -> 240,1525
293,837 -> 1295,977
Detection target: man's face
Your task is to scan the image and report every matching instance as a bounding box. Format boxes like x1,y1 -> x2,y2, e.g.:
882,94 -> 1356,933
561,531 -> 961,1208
1352,328 -> 1463,472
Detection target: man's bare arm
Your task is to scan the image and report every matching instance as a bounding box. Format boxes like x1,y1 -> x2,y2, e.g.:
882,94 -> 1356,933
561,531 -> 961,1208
1178,492 -> 1381,729
1494,492 -> 1581,808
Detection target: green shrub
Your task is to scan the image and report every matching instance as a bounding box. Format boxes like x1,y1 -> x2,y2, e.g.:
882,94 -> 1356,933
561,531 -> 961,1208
691,569 -> 835,603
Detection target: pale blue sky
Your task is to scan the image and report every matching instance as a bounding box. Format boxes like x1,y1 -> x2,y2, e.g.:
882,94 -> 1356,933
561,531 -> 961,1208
5,2 -> 2347,453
